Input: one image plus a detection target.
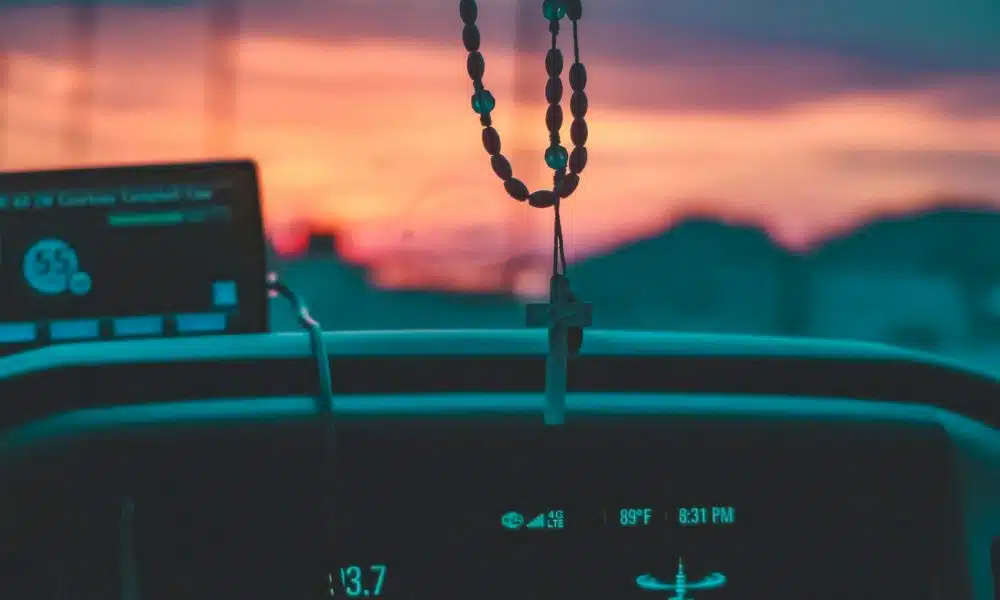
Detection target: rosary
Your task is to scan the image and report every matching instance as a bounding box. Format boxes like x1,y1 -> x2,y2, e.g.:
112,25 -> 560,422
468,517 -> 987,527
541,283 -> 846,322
459,0 -> 593,425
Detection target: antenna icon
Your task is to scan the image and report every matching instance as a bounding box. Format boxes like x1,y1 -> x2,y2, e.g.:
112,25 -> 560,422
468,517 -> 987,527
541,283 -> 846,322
636,558 -> 727,600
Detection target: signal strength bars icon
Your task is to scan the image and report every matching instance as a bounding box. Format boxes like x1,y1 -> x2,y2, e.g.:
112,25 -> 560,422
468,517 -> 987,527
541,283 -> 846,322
526,513 -> 545,529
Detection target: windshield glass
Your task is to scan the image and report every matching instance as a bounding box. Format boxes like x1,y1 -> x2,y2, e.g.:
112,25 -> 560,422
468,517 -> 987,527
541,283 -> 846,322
2,0 -> 999,368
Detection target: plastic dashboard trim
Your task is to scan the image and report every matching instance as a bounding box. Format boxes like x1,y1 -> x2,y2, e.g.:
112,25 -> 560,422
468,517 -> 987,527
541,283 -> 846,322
0,330 -> 998,430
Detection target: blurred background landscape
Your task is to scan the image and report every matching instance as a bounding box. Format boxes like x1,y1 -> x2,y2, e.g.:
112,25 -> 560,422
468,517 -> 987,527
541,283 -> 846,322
2,0 -> 1000,369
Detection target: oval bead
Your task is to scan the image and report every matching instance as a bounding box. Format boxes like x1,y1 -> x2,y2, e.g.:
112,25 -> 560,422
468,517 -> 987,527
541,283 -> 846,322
504,178 -> 530,201
528,189 -> 559,208
545,105 -> 563,133
545,49 -> 564,77
482,127 -> 501,155
491,154 -> 513,180
545,78 -> 563,104
462,24 -> 481,52
555,173 -> 580,197
570,91 -> 588,118
459,0 -> 478,24
570,119 -> 588,146
466,51 -> 485,80
565,0 -> 583,20
569,146 -> 588,174
569,63 -> 587,91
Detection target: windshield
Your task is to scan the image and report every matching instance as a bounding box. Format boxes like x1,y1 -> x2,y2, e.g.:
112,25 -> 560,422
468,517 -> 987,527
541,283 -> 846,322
1,0 -> 999,368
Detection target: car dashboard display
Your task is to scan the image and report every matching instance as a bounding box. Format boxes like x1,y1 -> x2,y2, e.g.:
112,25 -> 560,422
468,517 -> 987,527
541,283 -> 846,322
321,422 -> 961,600
1,417 -> 964,600
0,161 -> 268,356
0,332 -> 988,600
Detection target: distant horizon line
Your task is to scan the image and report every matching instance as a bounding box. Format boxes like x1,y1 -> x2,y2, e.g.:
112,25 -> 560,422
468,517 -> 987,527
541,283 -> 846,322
269,193 -> 1000,260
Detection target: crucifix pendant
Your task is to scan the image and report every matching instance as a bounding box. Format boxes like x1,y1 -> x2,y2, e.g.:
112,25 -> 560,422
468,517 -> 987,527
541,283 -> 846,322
526,273 -> 593,425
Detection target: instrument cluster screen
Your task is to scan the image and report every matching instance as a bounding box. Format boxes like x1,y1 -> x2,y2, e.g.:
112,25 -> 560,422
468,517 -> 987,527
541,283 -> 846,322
0,161 -> 267,354
317,423 -> 964,600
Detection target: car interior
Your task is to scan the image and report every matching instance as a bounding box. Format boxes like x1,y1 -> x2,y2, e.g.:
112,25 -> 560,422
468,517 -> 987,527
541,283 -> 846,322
1,2 -> 1000,600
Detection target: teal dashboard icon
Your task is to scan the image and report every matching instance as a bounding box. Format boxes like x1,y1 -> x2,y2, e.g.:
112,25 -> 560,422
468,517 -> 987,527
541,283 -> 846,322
501,511 -> 524,530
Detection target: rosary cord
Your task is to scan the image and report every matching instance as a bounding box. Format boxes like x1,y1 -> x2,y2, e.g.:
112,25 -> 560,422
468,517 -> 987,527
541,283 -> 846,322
550,17 -> 568,277
572,20 -> 580,63
553,198 -> 567,276
555,17 -> 583,278
556,17 -> 582,277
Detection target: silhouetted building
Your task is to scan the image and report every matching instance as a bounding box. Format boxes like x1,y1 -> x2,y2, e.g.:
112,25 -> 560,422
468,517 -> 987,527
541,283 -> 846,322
269,231 -> 524,331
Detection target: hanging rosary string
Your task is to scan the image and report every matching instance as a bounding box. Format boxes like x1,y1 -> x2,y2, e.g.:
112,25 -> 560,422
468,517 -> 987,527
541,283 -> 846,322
459,0 -> 588,279
549,14 -> 568,277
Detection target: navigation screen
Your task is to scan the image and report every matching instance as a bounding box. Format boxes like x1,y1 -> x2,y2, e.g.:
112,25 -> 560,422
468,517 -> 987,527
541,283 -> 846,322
0,161 -> 267,354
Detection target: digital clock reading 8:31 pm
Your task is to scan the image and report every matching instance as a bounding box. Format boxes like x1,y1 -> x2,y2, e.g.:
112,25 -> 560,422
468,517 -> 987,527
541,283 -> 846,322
677,506 -> 735,526
328,565 -> 387,597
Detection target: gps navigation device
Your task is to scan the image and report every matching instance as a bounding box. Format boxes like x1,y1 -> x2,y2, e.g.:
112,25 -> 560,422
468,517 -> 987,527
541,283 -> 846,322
0,160 -> 268,354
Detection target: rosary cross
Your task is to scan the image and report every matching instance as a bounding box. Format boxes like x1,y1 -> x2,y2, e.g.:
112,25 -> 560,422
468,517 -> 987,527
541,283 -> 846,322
526,274 -> 593,425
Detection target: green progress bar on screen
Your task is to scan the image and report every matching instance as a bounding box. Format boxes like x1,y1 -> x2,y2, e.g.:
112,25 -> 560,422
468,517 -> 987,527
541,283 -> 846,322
108,207 -> 231,227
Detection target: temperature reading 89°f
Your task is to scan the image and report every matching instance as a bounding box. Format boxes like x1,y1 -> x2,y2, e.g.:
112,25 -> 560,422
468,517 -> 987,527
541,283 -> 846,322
678,506 -> 735,526
619,508 -> 654,526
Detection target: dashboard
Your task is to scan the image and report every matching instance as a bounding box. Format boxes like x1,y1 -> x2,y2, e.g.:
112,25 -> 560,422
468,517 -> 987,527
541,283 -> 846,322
0,329 -> 996,600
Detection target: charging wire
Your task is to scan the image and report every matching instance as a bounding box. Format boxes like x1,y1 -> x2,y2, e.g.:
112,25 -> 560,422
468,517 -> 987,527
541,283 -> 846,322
266,273 -> 337,594
267,273 -> 334,410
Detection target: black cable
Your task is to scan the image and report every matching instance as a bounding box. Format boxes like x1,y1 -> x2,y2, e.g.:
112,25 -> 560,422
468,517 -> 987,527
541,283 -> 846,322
265,274 -> 337,596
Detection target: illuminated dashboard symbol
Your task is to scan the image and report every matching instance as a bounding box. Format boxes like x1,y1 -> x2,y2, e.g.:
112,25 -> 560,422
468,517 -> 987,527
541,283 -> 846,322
501,512 -> 525,530
636,558 -> 726,600
22,238 -> 86,296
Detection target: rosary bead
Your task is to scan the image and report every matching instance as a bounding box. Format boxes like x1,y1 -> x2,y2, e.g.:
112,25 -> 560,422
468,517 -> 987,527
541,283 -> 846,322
570,118 -> 588,146
467,51 -> 485,79
462,24 -> 481,52
504,178 -> 530,201
461,0 -> 589,210
545,49 -> 564,77
542,0 -> 566,21
482,126 -> 501,155
545,104 -> 563,132
471,90 -> 496,114
570,90 -> 588,118
555,172 -> 579,197
569,63 -> 587,91
565,0 -> 582,20
463,24 -> 481,52
528,189 -> 558,208
544,144 -> 569,170
569,146 -> 587,174
491,154 -> 513,180
459,0 -> 478,24
545,78 -> 563,104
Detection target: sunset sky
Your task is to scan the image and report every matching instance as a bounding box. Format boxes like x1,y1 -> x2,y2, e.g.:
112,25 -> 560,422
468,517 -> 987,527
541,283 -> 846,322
1,0 -> 1000,285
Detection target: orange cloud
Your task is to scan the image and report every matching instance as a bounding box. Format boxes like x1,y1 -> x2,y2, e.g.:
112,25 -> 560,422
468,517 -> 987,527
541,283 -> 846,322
0,6 -> 999,280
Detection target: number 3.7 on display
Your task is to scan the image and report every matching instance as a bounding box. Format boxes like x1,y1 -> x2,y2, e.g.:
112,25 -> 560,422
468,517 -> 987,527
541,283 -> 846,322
329,565 -> 387,597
